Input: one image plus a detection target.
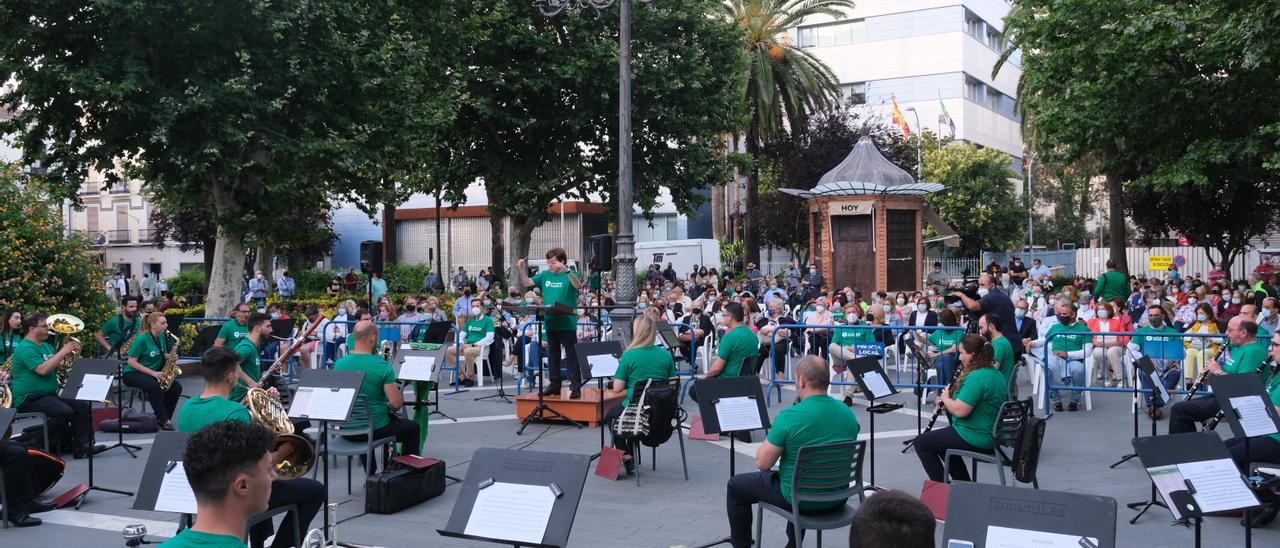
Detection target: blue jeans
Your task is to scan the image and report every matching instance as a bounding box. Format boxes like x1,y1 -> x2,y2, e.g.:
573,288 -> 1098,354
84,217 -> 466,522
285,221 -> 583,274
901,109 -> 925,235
1138,360 -> 1180,408
934,352 -> 957,388
1047,354 -> 1085,403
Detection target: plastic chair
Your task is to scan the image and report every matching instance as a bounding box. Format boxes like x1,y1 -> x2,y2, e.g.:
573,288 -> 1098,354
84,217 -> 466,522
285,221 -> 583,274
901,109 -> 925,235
942,399 -> 1038,488
316,395 -> 397,494
474,341 -> 492,387
629,378 -> 689,486
755,440 -> 867,547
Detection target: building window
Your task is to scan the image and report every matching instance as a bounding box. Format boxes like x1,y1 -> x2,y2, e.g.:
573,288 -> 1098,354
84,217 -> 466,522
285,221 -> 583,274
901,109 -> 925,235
964,10 -> 984,40
798,20 -> 865,48
986,27 -> 1006,51
965,76 -> 985,103
840,82 -> 867,104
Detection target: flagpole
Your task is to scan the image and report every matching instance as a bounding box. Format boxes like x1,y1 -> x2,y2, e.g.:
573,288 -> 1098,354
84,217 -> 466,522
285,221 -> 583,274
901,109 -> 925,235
905,106 -> 923,182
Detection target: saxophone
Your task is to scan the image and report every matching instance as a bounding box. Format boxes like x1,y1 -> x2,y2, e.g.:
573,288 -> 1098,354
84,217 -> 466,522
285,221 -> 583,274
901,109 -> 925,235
158,331 -> 181,391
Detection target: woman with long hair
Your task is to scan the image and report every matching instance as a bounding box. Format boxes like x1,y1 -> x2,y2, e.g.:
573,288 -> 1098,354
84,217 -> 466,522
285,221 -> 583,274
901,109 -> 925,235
1,309 -> 21,364
124,312 -> 183,430
913,334 -> 1008,482
603,316 -> 677,475
1182,303 -> 1222,388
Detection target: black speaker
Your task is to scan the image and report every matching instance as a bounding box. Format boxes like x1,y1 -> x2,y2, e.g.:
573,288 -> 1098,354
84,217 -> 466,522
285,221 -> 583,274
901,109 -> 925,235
588,234 -> 614,272
360,240 -> 384,274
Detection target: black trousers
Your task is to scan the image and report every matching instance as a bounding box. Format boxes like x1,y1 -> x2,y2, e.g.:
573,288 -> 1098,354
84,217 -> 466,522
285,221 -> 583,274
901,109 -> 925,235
913,426 -> 985,482
726,471 -> 842,548
546,329 -> 581,390
1,442 -> 39,507
249,477 -> 324,548
343,415 -> 421,456
604,403 -> 632,451
1169,396 -> 1220,434
18,393 -> 93,451
1226,436 -> 1280,473
122,371 -> 182,424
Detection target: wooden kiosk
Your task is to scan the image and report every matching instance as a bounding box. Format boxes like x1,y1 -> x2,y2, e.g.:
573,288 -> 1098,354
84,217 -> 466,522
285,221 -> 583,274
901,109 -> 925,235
780,132 -> 951,292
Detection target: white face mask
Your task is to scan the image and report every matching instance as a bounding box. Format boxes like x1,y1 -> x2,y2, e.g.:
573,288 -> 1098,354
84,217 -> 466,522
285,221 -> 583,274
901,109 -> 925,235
896,298 -> 905,305
917,304 -> 927,313
814,305 -> 826,313
1097,309 -> 1109,319
1188,298 -> 1197,305
1232,298 -> 1242,305
1196,313 -> 1208,322
977,287 -> 990,297
883,305 -> 893,313
470,307 -> 482,316
1015,308 -> 1026,318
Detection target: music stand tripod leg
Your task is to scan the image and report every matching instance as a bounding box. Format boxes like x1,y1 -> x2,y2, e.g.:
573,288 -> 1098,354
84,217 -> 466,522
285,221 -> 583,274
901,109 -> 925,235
426,381 -> 456,422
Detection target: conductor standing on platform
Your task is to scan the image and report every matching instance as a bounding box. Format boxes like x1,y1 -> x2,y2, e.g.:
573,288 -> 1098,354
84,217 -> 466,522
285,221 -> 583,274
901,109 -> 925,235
516,248 -> 585,399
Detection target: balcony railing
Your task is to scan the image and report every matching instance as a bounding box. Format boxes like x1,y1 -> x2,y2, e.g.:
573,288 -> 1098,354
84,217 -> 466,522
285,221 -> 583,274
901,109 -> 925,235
108,229 -> 131,244
137,228 -> 156,243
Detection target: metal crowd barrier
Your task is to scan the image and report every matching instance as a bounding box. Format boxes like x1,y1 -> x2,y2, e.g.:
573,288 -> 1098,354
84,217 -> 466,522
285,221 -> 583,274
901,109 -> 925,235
515,318 -> 696,397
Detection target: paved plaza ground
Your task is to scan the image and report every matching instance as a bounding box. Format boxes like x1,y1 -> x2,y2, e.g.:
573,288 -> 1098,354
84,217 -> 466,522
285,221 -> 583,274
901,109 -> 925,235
5,369 -> 1278,547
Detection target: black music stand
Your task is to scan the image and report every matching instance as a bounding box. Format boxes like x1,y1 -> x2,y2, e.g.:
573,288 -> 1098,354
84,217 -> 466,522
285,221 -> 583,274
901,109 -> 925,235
132,431 -> 195,519
438,448 -> 590,548
1113,355 -> 1165,469
102,333 -> 145,461
1133,432 -> 1261,547
476,335 -> 514,404
943,482 -> 1118,548
848,355 -> 901,490
1210,372 -> 1280,545
505,303 -> 583,434
394,345 -> 455,422
693,375 -> 771,477
290,368 -> 363,535
60,358 -> 136,504
576,340 -> 624,455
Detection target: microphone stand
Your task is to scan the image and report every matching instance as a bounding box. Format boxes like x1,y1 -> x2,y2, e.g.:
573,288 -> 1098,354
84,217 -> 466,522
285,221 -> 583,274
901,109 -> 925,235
102,329 -> 141,458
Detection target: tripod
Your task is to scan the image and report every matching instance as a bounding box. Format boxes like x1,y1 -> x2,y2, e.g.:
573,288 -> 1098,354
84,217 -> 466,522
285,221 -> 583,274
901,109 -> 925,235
1111,360 -> 1150,469
516,307 -> 583,434
102,336 -> 142,459
475,341 -> 512,404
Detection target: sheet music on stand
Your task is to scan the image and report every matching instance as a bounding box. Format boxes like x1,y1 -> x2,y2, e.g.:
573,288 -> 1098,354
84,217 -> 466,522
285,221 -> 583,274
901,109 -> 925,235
155,461 -> 197,514
847,356 -> 898,400
1209,371 -> 1280,440
463,481 -> 557,545
1132,432 -> 1261,521
576,341 -> 623,380
133,431 -> 194,514
76,373 -> 115,402
288,387 -> 357,421
714,396 -> 763,431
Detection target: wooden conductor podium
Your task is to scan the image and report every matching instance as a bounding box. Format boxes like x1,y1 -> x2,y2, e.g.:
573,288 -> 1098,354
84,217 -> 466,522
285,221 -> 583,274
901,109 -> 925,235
514,388 -> 624,427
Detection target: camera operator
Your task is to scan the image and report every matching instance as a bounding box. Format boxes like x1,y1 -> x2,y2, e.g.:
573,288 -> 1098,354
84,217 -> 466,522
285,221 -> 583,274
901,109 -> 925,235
955,274 -> 1025,358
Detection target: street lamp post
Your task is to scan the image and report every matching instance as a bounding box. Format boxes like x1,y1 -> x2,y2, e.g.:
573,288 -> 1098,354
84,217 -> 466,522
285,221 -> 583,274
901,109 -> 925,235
904,106 -> 923,181
537,0 -> 651,337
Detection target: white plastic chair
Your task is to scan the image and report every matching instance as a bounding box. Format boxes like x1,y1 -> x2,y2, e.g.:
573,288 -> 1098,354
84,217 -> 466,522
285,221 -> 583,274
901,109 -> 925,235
475,341 -> 493,387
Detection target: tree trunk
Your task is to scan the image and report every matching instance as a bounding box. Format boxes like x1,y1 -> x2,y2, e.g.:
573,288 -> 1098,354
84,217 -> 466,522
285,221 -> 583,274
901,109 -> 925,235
255,242 -> 275,293
207,185 -> 247,316
487,187 -> 506,288
382,202 -> 398,266
743,133 -> 761,266
508,215 -> 537,291
711,184 -> 726,239
1105,170 -> 1128,275
201,237 -> 217,294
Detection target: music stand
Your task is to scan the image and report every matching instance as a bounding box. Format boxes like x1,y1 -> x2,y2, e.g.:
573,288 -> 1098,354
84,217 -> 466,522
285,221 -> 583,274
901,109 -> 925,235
290,368 -> 363,535
1133,432 -> 1262,547
1209,372 -> 1280,544
576,340 -> 624,456
504,304 -> 584,434
847,355 -> 901,489
394,345 -> 455,422
476,336 -> 514,404
903,337 -> 934,436
1112,355 -> 1164,469
132,431 -> 195,520
943,482 -> 1118,548
438,448 -> 590,548
57,357 -> 135,505
101,334 -> 145,461
693,375 -> 771,477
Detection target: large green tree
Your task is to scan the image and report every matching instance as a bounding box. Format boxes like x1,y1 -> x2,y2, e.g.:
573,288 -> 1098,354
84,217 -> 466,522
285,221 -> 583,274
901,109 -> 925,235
0,1 -> 457,315
720,0 -> 854,265
923,144 -> 1023,257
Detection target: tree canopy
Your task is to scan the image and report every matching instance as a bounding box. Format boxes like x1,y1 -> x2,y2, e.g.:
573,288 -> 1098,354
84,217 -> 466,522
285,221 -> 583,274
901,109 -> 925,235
923,144 -> 1023,257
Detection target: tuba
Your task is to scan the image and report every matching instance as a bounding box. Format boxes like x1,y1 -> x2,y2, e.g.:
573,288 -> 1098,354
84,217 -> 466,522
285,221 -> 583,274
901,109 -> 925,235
47,314 -> 85,388
158,330 -> 181,392
242,318 -> 324,480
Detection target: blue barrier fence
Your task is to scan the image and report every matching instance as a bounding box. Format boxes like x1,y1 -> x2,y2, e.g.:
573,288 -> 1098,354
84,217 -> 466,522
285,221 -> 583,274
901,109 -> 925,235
516,319 -> 697,396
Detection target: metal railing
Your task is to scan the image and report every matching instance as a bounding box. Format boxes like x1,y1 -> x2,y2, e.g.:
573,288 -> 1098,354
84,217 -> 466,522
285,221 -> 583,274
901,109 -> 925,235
107,229 -> 131,244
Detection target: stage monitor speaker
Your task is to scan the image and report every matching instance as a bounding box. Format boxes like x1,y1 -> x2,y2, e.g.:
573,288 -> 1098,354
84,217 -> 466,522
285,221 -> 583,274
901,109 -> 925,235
588,234 -> 614,272
360,240 -> 384,275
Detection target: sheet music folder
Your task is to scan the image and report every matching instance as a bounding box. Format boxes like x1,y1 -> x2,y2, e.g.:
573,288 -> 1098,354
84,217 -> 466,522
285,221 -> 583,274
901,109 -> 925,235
290,368 -> 364,422
1132,431 -> 1262,521
693,375 -> 771,434
133,430 -> 191,512
942,482 -> 1118,548
438,448 -> 590,548
576,340 -> 623,380
58,358 -> 121,401
1208,372 -> 1280,440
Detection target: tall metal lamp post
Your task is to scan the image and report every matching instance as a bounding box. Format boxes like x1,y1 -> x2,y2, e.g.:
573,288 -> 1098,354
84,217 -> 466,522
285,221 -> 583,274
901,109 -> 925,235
536,0 -> 651,337
904,106 -> 923,181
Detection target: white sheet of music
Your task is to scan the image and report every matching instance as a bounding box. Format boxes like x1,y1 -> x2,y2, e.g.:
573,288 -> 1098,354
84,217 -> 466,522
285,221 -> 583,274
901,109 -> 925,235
288,387 -> 356,421
1229,396 -> 1279,437
1179,458 -> 1260,513
1149,370 -> 1169,405
76,373 -> 114,401
155,462 -> 198,515
586,354 -> 620,378
862,371 -> 893,399
715,396 -> 762,432
399,356 -> 438,381
984,525 -> 1096,548
464,481 -> 555,544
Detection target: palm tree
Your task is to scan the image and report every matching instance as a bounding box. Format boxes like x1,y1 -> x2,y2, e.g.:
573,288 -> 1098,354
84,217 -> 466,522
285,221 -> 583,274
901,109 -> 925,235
719,0 -> 854,266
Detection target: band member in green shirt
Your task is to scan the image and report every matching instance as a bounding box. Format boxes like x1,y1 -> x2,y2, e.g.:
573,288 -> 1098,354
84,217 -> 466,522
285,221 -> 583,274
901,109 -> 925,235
124,313 -> 182,429
175,346 -> 323,548
0,309 -> 21,365
95,294 -> 141,357
689,303 -> 756,406
913,334 -> 1006,482
603,316 -> 677,474
159,421 -> 275,548
516,247 -> 585,398
229,313 -> 272,404
335,320 -> 419,454
214,303 -> 252,348
11,313 -> 97,458
1224,331 -> 1280,477
1170,316 -> 1269,434
979,312 -> 1016,388
725,356 -> 860,548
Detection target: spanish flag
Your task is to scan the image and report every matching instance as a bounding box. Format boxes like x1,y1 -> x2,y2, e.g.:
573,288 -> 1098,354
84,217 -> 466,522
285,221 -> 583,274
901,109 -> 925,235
891,97 -> 911,138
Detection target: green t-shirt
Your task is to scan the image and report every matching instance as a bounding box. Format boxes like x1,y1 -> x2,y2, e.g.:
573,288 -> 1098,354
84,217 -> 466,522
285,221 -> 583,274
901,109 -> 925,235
10,338 -> 57,408
1046,322 -> 1092,353
1266,370 -> 1280,444
159,529 -> 247,548
615,345 -> 676,407
463,315 -> 495,344
176,395 -> 251,433
765,394 -> 861,510
952,367 -> 1007,450
1094,270 -> 1129,302
832,325 -> 875,347
927,329 -> 963,352
333,352 -> 396,429
532,270 -> 579,331
1223,339 -> 1269,376
217,319 -> 249,347
100,313 -> 141,349
126,331 -> 170,373
228,338 -> 261,403
716,325 -> 758,377
0,332 -> 21,363
992,336 -> 1015,384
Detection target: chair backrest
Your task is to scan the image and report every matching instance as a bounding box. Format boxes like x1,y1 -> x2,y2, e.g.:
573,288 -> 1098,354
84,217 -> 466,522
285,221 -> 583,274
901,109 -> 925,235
736,355 -> 758,377
638,377 -> 682,447
789,440 -> 867,509
992,398 -> 1030,449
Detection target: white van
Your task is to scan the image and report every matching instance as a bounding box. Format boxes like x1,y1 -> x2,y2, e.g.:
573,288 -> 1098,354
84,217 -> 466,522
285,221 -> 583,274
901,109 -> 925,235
634,239 -> 721,276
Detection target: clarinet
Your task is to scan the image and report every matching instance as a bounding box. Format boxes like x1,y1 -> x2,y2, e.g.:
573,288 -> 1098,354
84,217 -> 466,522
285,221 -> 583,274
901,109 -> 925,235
1204,409 -> 1225,431
1184,368 -> 1212,401
902,352 -> 964,453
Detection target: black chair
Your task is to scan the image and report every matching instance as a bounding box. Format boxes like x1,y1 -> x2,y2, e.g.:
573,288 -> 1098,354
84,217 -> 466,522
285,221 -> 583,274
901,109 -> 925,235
755,440 -> 867,547
942,398 -> 1039,488
629,377 -> 689,486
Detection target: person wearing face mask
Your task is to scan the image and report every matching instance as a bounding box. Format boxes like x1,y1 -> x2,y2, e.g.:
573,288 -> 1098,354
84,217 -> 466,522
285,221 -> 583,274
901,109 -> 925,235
1087,301 -> 1128,387
804,299 -> 835,360
1181,303 -> 1222,388
1014,300 -> 1037,353
801,265 -> 823,302
1008,256 -> 1028,290
453,287 -> 475,330
1170,316 -> 1269,434
394,297 -> 425,343
1128,305 -> 1180,419
1044,301 -> 1093,412
1174,294 -> 1199,330
926,261 -> 950,288
923,308 -> 964,390
1259,297 -> 1280,335
1093,259 -> 1129,303
956,274 -> 1026,358
446,303 -> 495,386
